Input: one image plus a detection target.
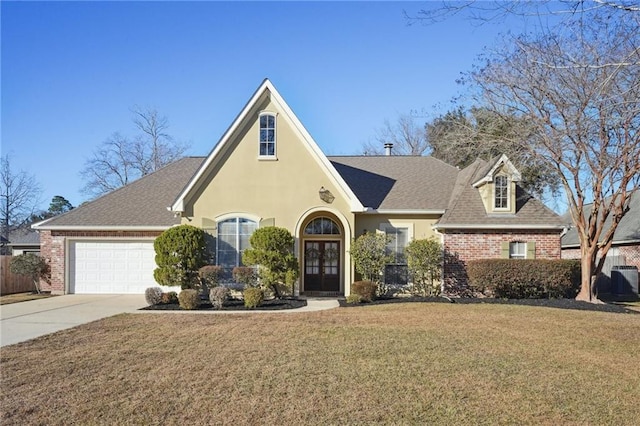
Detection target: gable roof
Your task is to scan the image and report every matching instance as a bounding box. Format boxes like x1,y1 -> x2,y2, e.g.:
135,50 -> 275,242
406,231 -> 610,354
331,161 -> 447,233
329,156 -> 458,212
561,190 -> 640,247
33,157 -> 204,230
472,154 -> 521,187
170,79 -> 364,213
435,158 -> 564,230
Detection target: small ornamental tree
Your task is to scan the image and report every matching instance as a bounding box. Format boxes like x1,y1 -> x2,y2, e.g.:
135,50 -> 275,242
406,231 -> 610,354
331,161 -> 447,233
349,232 -> 393,289
153,224 -> 207,289
405,238 -> 442,296
242,226 -> 299,298
10,253 -> 49,294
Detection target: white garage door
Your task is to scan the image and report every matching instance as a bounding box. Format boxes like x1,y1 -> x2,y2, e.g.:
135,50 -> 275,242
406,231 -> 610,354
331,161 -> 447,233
69,240 -> 157,294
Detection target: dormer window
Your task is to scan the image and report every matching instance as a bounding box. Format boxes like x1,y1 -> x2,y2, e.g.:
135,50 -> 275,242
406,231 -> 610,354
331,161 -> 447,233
494,175 -> 509,209
259,113 -> 276,157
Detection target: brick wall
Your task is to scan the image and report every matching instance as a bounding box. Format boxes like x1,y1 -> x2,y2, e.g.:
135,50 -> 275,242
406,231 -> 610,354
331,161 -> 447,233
443,229 -> 562,295
39,230 -> 163,294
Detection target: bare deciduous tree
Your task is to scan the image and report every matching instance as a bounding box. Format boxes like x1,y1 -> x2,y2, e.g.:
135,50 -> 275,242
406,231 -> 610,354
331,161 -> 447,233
363,114 -> 429,155
426,106 -> 560,199
469,11 -> 640,302
0,154 -> 42,250
81,108 -> 189,199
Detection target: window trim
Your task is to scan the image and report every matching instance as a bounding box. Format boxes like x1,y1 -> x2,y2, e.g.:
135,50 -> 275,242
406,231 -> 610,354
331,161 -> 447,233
494,174 -> 510,211
258,111 -> 277,160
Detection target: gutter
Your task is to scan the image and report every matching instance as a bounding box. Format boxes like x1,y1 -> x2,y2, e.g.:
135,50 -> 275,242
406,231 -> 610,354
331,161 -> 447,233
433,223 -> 567,231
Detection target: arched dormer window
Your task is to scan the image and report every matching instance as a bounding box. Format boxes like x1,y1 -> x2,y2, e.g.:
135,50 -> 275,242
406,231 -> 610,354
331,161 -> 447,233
494,175 -> 509,209
259,113 -> 276,157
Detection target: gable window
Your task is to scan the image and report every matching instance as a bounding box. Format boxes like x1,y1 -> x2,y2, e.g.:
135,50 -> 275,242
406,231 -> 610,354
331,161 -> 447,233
384,226 -> 409,285
259,113 -> 276,157
494,175 -> 509,209
217,218 -> 258,278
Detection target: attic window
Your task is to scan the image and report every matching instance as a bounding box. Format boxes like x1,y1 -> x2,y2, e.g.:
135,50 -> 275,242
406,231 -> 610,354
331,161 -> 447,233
494,175 -> 509,209
259,113 -> 276,157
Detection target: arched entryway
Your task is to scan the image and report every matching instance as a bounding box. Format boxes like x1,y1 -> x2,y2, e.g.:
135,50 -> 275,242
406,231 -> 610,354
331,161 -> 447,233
300,215 -> 344,296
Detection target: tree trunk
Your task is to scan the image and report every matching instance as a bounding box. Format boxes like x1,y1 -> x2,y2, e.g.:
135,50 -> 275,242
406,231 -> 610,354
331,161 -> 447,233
575,253 -> 603,303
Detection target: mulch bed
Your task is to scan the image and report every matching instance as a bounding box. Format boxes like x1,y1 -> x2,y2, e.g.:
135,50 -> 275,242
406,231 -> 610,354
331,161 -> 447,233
141,297 -> 307,311
339,295 -> 639,314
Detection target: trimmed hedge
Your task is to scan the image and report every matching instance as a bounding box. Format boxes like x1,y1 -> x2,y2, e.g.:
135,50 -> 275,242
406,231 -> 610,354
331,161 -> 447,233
467,259 -> 581,299
351,281 -> 378,302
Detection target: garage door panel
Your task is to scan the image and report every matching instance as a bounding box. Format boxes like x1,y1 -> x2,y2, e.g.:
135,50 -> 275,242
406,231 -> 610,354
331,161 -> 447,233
70,240 -> 158,294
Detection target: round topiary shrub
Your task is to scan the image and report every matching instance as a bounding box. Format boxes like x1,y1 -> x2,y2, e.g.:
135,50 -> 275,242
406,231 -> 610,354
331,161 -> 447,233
199,265 -> 222,290
209,286 -> 230,309
161,291 -> 178,304
145,287 -> 163,306
178,289 -> 200,310
243,287 -> 264,309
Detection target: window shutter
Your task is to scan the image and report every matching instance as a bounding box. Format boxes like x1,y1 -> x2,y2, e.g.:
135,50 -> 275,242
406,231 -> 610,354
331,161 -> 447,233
526,241 -> 536,259
260,218 -> 275,227
500,241 -> 510,259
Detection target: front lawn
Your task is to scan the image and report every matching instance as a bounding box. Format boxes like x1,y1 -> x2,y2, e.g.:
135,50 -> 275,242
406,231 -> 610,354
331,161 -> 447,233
1,303 -> 639,425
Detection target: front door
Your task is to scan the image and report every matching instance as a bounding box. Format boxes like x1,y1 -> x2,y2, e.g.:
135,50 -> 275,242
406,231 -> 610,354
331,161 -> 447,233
304,241 -> 340,292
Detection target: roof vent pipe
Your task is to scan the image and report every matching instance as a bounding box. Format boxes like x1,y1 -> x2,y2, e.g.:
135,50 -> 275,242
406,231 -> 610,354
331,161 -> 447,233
384,143 -> 393,156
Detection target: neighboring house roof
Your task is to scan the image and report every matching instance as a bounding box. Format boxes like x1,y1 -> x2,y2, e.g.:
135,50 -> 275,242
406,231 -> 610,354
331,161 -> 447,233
171,79 -> 365,213
435,157 -> 564,230
33,157 -> 205,230
7,228 -> 40,246
561,190 -> 640,247
329,156 -> 458,212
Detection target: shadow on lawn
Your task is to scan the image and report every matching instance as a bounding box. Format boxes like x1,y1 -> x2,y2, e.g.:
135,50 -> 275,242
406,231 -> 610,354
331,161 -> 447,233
339,295 -> 639,314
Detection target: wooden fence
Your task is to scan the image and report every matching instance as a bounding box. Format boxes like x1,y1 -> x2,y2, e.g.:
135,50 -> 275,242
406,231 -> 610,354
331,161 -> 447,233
0,256 -> 36,295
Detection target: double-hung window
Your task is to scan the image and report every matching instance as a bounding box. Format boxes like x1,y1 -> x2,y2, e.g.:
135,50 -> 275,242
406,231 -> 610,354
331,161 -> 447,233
494,175 -> 509,209
509,241 -> 526,259
384,227 -> 409,285
259,113 -> 276,157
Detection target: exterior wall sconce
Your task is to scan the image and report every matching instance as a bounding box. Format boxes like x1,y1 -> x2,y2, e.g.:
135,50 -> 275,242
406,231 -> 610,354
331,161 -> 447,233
318,186 -> 335,204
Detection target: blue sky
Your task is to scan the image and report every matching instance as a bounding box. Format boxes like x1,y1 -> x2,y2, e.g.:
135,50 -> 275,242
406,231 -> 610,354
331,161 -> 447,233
2,1 -> 524,210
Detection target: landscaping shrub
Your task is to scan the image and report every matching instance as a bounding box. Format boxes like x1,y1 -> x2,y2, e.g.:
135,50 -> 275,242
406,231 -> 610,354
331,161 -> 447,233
178,289 -> 200,310
243,287 -> 264,309
145,287 -> 163,306
209,286 -> 230,309
350,233 -> 393,291
467,259 -> 581,299
405,238 -> 442,296
351,281 -> 378,302
161,291 -> 178,304
10,253 -> 49,294
233,266 -> 258,288
242,227 -> 299,298
153,224 -> 208,290
346,294 -> 363,304
199,265 -> 222,289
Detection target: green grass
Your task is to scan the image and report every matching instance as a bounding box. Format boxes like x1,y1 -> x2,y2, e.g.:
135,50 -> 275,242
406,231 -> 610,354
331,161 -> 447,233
1,303 -> 639,425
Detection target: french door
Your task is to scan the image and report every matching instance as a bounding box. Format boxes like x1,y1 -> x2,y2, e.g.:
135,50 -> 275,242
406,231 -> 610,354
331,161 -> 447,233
304,241 -> 340,292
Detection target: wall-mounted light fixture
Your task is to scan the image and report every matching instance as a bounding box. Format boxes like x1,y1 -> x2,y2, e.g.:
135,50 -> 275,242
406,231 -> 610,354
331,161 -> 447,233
318,186 -> 335,204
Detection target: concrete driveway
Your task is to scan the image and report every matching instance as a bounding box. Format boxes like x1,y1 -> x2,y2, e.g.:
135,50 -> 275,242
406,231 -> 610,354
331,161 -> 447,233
1,294 -> 147,347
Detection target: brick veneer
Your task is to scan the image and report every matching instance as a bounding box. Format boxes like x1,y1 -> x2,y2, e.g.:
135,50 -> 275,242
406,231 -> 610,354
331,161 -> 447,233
39,230 -> 164,294
442,230 -> 562,295
562,244 -> 640,269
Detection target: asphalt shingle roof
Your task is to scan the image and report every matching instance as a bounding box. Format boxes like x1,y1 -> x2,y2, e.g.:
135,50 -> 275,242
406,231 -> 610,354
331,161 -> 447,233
561,190 -> 640,246
329,156 -> 459,210
436,158 -> 564,228
36,157 -> 205,228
